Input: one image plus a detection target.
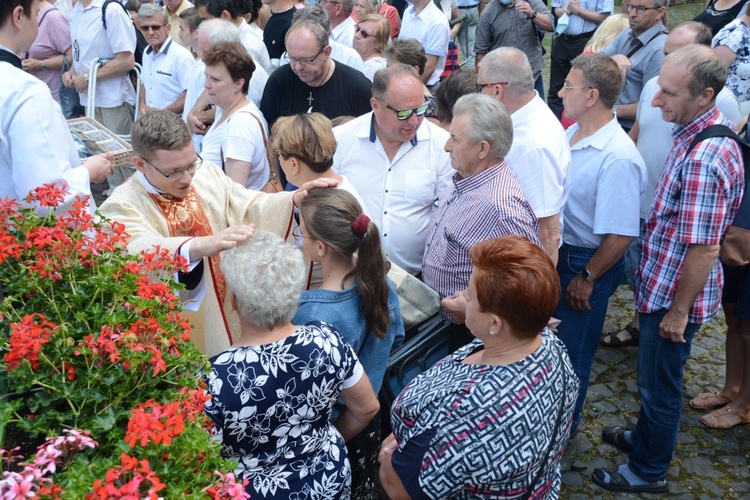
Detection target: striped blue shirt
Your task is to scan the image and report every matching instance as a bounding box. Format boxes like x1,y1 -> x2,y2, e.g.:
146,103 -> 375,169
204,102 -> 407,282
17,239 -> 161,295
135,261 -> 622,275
422,162 -> 541,303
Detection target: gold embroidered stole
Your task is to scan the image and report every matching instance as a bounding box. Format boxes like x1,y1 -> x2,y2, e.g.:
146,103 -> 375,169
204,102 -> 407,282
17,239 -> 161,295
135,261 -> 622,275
148,187 -> 232,347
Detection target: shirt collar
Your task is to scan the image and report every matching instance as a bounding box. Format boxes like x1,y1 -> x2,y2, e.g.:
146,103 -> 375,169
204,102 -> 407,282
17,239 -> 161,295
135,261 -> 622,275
672,106 -> 722,143
0,47 -> 22,69
453,162 -> 505,193
146,37 -> 172,56
510,91 -> 542,124
634,21 -> 667,44
568,115 -> 621,151
368,113 -> 420,146
137,171 -> 168,195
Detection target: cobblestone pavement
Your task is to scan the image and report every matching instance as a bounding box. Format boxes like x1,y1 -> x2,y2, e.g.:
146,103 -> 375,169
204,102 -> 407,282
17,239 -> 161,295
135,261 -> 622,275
561,285 -> 750,498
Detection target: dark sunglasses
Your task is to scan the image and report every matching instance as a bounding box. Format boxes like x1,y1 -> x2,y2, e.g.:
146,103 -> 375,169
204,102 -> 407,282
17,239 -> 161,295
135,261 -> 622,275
376,98 -> 429,120
355,24 -> 376,39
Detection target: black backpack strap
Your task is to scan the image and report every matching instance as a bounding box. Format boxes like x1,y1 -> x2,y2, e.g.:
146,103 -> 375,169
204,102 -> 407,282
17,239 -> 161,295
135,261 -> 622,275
685,124 -> 742,158
102,0 -> 128,30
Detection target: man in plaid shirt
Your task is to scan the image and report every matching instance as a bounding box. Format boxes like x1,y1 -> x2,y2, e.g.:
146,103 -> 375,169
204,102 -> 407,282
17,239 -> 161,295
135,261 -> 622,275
593,45 -> 745,494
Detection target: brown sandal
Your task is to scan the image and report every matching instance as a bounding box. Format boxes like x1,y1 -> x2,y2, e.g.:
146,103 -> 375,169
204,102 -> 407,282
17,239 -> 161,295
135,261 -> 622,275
700,406 -> 750,429
689,391 -> 734,410
601,324 -> 639,348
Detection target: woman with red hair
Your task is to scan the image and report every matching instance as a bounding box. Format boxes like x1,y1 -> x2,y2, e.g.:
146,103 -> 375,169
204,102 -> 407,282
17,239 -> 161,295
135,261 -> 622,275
379,235 -> 579,498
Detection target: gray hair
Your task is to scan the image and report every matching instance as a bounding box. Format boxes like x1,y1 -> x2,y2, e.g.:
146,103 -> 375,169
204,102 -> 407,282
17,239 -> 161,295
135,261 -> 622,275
292,5 -> 331,34
339,0 -> 355,15
220,230 -> 306,330
664,44 -> 726,98
372,63 -> 420,100
478,47 -> 534,97
653,0 -> 669,8
452,94 -> 513,159
197,18 -> 240,44
138,2 -> 168,23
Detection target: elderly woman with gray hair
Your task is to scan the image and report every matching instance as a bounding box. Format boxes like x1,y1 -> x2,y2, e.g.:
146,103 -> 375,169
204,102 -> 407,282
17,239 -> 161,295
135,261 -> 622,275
204,229 -> 380,498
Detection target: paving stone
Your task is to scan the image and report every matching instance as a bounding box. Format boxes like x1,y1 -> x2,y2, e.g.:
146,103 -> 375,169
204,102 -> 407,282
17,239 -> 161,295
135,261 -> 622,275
718,455 -> 746,466
681,457 -> 722,478
594,349 -> 627,365
676,432 -> 696,445
587,383 -> 613,400
698,481 -> 725,497
728,466 -> 750,478
591,401 -> 617,414
730,481 -> 750,493
561,470 -> 583,488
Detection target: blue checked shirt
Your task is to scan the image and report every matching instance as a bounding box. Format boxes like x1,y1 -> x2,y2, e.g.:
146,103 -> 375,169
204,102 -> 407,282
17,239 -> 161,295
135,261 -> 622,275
635,107 -> 745,324
422,163 -> 541,303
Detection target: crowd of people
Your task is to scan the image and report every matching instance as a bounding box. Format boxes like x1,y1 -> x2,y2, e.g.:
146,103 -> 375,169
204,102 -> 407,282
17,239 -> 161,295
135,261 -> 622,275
2,0 -> 749,496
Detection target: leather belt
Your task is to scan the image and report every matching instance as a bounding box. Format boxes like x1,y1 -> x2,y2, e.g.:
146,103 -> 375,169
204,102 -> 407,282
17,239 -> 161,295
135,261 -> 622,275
563,29 -> 596,41
458,4 -> 479,8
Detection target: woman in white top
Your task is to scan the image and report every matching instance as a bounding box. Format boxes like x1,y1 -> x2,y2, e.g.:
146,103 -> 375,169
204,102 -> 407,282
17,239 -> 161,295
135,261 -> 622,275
353,15 -> 390,82
200,41 -> 270,190
271,112 -> 369,289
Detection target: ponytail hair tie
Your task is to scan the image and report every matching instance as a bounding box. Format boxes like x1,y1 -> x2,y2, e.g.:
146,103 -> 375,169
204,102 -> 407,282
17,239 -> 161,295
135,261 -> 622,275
352,214 -> 370,236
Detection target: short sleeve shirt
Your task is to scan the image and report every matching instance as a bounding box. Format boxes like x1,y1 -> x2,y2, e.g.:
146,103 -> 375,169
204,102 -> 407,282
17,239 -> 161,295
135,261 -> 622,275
550,0 -> 614,35
635,107 -> 745,324
562,117 -> 647,248
712,19 -> 750,102
601,23 -> 667,129
474,0 -> 554,80
68,0 -> 136,107
141,39 -> 195,109
399,2 -> 450,86
27,5 -> 72,100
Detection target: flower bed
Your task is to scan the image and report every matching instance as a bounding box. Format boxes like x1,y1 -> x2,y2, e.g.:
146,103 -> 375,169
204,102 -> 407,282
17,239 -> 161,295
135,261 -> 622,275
0,185 -> 247,498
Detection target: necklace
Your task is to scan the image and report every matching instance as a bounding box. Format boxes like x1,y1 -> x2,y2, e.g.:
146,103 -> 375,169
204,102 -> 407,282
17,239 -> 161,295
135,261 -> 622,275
311,59 -> 334,88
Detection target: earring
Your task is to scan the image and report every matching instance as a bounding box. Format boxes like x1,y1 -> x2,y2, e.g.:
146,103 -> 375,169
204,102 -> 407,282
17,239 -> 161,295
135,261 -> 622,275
489,330 -> 495,336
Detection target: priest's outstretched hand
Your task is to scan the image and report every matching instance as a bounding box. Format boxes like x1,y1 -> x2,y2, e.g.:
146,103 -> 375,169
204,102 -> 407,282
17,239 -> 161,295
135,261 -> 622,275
293,178 -> 340,207
190,224 -> 256,260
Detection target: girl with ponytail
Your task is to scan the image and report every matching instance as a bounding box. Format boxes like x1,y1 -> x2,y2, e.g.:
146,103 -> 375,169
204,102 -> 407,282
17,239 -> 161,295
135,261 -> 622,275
293,188 -> 404,498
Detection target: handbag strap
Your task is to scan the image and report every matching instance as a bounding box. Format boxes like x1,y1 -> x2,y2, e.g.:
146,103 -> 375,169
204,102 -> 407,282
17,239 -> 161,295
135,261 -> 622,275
219,108 -> 278,184
521,343 -> 568,500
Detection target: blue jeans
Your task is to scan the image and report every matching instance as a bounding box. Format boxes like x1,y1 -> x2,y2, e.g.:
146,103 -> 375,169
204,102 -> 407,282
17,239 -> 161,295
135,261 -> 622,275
629,309 -> 700,482
554,244 -> 624,430
534,74 -> 545,101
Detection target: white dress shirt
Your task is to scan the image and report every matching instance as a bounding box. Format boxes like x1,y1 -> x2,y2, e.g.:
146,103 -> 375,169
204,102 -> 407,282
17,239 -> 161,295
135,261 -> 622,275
141,38 -> 195,109
333,112 -> 453,274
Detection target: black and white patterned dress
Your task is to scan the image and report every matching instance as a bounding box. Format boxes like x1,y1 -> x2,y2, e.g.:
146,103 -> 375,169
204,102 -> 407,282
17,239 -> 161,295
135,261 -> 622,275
390,329 -> 579,498
205,321 -> 362,499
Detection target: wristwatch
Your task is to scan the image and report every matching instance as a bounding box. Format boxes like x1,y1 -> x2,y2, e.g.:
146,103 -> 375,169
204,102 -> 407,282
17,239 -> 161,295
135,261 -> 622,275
40,60 -> 47,70
580,268 -> 596,283
530,10 -> 537,19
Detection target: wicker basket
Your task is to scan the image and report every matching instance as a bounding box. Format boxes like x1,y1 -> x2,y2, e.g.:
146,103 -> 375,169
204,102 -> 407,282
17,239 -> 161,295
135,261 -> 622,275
67,117 -> 132,167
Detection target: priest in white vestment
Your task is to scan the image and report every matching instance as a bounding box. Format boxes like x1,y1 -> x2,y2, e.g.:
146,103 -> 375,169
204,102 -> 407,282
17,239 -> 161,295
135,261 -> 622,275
100,111 -> 315,356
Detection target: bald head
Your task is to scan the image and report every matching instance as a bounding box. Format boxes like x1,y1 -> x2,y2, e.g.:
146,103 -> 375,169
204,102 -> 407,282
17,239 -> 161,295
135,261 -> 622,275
664,22 -> 713,55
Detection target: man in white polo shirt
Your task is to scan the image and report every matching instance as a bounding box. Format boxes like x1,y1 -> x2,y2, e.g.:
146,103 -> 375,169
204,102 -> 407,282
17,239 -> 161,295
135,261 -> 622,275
398,0 -> 449,90
478,47 -> 571,264
333,64 -> 453,275
321,0 -> 355,47
64,0 -> 137,192
139,3 -> 195,115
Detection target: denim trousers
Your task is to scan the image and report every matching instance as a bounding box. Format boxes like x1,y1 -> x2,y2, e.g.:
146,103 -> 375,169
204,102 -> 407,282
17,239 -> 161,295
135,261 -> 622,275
554,244 -> 624,430
629,308 -> 701,482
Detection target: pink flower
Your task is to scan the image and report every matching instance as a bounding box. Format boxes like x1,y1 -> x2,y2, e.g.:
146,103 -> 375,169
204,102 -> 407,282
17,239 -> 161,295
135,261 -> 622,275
0,471 -> 36,498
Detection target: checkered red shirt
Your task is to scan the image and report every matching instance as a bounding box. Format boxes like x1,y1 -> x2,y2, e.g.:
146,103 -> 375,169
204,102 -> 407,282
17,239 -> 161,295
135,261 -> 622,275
422,162 -> 541,301
635,107 -> 745,324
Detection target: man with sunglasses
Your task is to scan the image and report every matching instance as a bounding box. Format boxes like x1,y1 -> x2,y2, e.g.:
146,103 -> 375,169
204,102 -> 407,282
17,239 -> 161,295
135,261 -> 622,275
138,3 -> 194,115
64,0 -> 138,193
100,110 -> 334,357
600,0 -> 668,131
332,64 -> 452,276
259,19 -> 371,127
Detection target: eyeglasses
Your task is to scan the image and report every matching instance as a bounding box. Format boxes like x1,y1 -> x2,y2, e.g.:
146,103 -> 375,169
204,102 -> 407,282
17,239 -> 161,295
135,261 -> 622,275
355,24 -> 376,39
626,4 -> 660,14
288,45 -> 328,65
140,23 -> 167,32
142,154 -> 203,180
563,83 -> 594,91
292,225 -> 313,242
476,81 -> 508,92
376,98 -> 429,120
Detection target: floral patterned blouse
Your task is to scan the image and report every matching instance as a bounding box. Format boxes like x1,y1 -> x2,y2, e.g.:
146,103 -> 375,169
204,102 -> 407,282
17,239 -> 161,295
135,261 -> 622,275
205,321 -> 364,499
713,19 -> 750,102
